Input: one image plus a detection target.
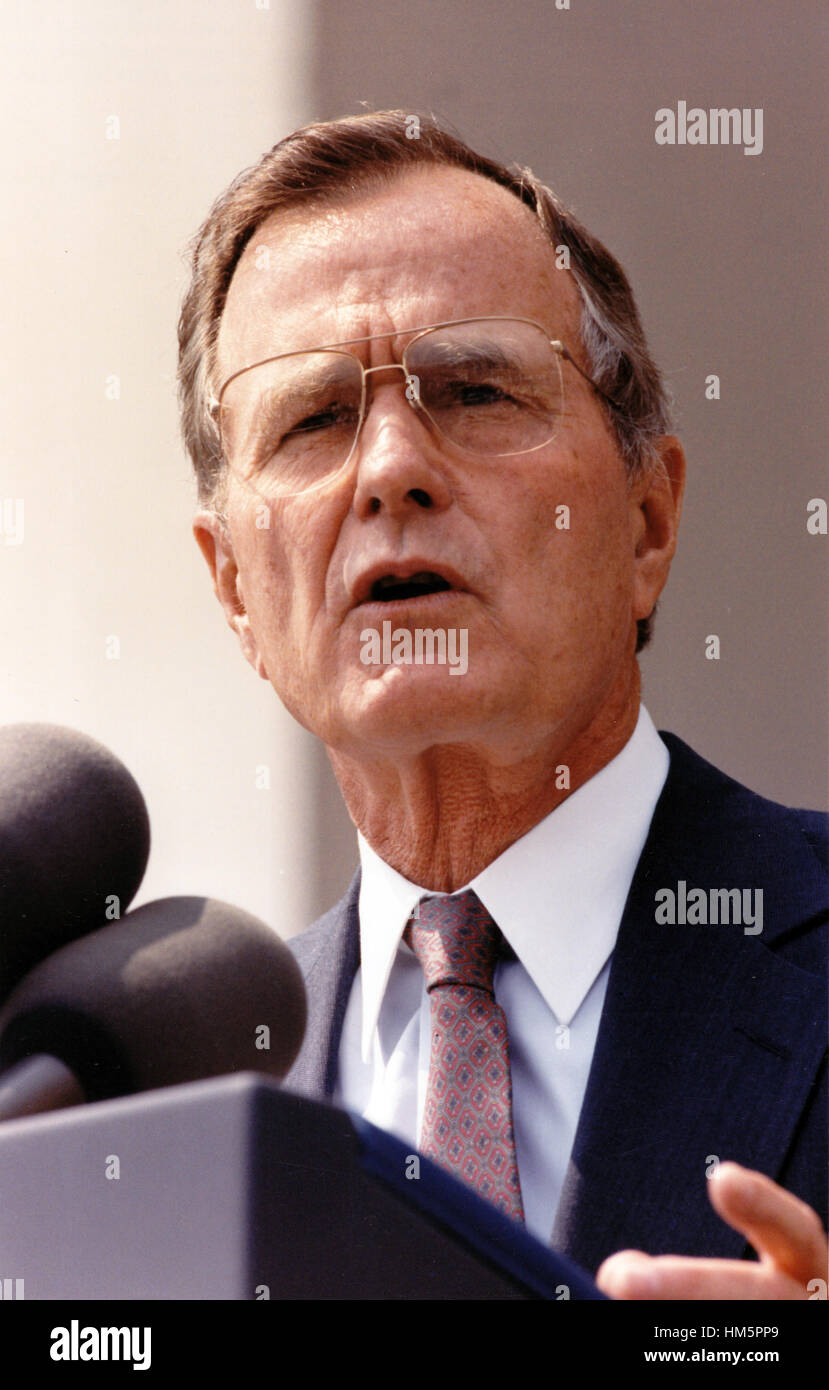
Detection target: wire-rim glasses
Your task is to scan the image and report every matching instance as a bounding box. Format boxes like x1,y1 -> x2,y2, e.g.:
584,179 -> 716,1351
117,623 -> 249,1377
209,316 -> 616,499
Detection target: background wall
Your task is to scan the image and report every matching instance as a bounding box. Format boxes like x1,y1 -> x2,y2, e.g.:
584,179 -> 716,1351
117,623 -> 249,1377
1,0 -> 825,938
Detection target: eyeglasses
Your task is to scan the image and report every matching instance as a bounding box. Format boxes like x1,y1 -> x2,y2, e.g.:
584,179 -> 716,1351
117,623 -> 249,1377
210,316 -> 616,499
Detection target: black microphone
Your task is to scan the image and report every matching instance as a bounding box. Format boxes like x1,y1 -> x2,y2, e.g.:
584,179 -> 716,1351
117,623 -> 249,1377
0,723 -> 151,997
0,896 -> 307,1120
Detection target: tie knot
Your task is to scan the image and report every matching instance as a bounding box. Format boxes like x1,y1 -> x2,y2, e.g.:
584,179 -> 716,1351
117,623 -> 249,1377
404,889 -> 501,992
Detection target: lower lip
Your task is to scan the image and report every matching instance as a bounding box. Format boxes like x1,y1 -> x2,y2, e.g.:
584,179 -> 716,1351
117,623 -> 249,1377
354,590 -> 467,620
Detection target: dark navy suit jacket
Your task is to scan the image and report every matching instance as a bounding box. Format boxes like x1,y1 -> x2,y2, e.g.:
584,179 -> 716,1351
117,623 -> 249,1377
283,734 -> 828,1275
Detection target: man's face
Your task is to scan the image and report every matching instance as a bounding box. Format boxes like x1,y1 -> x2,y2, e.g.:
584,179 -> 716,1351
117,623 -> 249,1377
197,166 -> 680,768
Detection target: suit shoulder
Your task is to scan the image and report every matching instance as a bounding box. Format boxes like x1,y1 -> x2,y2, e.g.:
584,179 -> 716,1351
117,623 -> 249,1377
655,733 -> 827,958
659,732 -> 827,845
286,871 -> 360,977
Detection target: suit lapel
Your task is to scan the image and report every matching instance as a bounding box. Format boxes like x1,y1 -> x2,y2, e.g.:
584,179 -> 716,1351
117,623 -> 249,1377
283,871 -> 361,1099
553,735 -> 828,1272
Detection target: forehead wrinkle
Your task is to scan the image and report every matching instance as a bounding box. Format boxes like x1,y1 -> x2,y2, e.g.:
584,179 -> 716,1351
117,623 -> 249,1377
217,167 -> 582,380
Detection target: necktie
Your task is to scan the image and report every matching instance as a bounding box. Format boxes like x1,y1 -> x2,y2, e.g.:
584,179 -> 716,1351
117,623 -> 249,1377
405,889 -> 525,1222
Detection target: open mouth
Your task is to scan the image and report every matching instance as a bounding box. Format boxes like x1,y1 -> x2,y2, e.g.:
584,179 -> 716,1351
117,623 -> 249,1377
368,571 -> 453,602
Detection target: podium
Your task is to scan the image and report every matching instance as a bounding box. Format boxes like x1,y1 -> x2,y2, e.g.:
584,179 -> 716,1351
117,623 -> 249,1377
0,1073 -> 602,1299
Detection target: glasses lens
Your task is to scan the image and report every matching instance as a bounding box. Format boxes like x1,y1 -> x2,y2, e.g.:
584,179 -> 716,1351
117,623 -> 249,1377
218,350 -> 363,496
406,320 -> 564,457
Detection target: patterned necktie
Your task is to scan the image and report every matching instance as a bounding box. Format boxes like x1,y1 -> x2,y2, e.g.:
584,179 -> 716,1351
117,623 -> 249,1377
404,889 -> 525,1222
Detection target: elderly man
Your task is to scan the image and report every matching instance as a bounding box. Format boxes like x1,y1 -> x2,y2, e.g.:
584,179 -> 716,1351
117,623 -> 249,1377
180,112 -> 827,1299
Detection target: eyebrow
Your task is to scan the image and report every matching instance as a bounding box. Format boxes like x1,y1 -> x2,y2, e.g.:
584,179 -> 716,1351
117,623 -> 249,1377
216,316 -> 553,396
409,339 -> 518,371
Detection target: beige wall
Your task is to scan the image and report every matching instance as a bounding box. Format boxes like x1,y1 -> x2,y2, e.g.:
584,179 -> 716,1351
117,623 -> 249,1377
1,1 -> 825,942
0,0 -> 353,934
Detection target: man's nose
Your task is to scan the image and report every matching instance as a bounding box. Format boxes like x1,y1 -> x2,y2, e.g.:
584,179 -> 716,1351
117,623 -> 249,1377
350,368 -> 454,519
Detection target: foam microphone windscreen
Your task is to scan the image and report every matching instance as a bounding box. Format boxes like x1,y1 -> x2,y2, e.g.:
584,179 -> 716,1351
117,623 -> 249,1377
0,896 -> 307,1098
0,723 -> 151,997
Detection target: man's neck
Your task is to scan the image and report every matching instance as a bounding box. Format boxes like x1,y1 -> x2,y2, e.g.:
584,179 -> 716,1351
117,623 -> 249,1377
328,668 -> 642,892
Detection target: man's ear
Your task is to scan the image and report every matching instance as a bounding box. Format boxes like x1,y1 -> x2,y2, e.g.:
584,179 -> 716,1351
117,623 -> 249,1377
630,436 -> 686,624
193,510 -> 270,680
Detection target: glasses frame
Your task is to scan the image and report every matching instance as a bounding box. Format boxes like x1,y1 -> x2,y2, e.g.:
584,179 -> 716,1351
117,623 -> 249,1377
208,315 -> 621,490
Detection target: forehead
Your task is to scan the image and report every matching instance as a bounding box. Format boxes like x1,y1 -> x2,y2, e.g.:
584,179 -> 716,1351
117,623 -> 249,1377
216,166 -> 581,378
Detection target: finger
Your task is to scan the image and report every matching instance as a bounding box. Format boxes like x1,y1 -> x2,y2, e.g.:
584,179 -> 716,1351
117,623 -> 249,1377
707,1163 -> 828,1285
596,1249 -> 805,1301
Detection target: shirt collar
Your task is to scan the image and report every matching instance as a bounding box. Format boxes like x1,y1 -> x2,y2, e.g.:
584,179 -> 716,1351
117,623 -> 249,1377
356,705 -> 669,1060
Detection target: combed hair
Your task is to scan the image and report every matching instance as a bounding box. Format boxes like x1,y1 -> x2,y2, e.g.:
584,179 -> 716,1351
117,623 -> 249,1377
178,110 -> 673,649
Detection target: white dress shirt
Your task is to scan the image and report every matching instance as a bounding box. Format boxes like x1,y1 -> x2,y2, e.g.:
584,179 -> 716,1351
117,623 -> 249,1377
334,705 -> 669,1243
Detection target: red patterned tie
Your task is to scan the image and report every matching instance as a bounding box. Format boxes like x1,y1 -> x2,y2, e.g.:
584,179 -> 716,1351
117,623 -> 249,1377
405,890 -> 525,1222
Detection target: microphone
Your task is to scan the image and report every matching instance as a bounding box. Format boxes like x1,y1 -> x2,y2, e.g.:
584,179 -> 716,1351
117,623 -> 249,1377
0,723 -> 151,997
0,896 -> 307,1120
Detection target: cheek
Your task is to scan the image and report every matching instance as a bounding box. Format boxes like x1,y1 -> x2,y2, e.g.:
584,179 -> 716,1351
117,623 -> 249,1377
519,469 -> 635,654
241,551 -> 284,637
230,508 -> 296,660
233,498 -> 339,662
524,450 -> 631,577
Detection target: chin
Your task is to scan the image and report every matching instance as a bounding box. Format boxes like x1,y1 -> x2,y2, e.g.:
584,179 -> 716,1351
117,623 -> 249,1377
330,663 -> 489,751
